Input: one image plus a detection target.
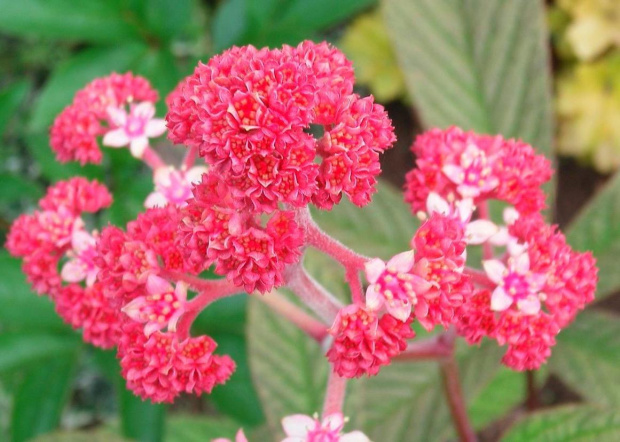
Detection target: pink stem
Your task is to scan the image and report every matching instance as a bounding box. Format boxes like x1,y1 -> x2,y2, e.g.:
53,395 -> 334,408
142,146 -> 167,170
296,207 -> 369,304
463,267 -> 495,289
477,201 -> 494,260
259,291 -> 328,342
322,371 -> 347,417
285,263 -> 343,324
182,145 -> 198,170
439,329 -> 477,442
393,334 -> 454,361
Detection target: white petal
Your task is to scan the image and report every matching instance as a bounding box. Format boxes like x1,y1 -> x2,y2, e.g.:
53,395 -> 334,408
364,258 -> 386,284
507,240 -> 528,257
387,301 -> 411,322
457,184 -> 481,198
503,207 -> 520,225
145,119 -> 167,138
465,220 -> 499,244
107,106 -> 127,126
491,286 -> 513,311
185,166 -> 209,184
489,227 -> 510,246
144,191 -> 168,208
134,101 -> 156,119
483,260 -> 507,284
144,322 -> 161,337
322,412 -> 344,432
387,250 -> 415,273
281,415 -> 315,437
365,284 -> 383,311
130,137 -> 148,158
426,192 -> 450,215
456,198 -> 474,222
518,295 -> 541,315
103,128 -> 130,147
61,259 -> 86,283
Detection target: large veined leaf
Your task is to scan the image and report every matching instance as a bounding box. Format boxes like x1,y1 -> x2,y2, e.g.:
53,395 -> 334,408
550,311 -> 620,407
382,0 -> 554,159
503,405 -> 620,442
166,415 -> 241,442
565,172 -> 620,300
0,333 -> 81,373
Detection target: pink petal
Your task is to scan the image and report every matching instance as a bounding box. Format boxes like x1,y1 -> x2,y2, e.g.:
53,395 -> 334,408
387,300 -> 411,322
426,192 -> 450,215
145,119 -> 167,138
364,258 -> 386,284
409,275 -> 433,294
144,322 -> 162,337
121,297 -> 147,322
185,166 -> 209,184
517,295 -> 541,315
387,250 -> 415,273
456,198 -> 474,222
491,286 -> 513,311
513,252 -> 530,274
489,227 -> 510,246
235,429 -> 248,442
129,137 -> 148,158
503,207 -> 519,225
134,102 -> 156,119
146,274 -> 173,295
61,259 -> 86,283
457,184 -> 481,198
322,412 -> 344,432
86,270 -> 98,287
483,260 -> 507,284
175,282 -> 188,303
103,128 -> 130,147
365,284 -> 383,311
465,220 -> 499,244
107,106 -> 127,126
442,164 -> 464,185
281,415 -> 315,437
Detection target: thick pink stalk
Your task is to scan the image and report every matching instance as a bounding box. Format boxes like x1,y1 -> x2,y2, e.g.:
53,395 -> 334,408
393,334 -> 453,361
322,371 -> 347,417
285,263 -> 343,324
439,329 -> 477,442
182,145 -> 198,169
259,291 -> 329,341
477,201 -> 494,260
296,207 -> 369,303
142,146 -> 166,170
463,267 -> 495,289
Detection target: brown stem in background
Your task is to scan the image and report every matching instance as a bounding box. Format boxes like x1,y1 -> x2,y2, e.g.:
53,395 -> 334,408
525,370 -> 540,410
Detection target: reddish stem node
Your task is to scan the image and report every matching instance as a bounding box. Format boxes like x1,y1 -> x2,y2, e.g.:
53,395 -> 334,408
259,291 -> 329,341
142,146 -> 166,170
322,371 -> 348,417
285,263 -> 343,324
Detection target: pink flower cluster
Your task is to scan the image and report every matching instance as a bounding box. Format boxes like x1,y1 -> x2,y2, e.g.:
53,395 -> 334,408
50,73 -> 163,164
167,41 -> 395,212
6,178 -> 120,348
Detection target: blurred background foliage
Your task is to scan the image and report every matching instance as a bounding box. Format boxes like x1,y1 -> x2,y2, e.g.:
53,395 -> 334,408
1,0 -> 620,441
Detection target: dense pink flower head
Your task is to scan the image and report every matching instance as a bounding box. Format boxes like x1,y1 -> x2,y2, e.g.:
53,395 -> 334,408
167,41 -> 395,212
39,177 -> 112,215
50,72 -> 159,164
281,412 -> 369,442
326,304 -> 414,378
118,322 -> 235,402
178,172 -> 304,293
404,127 -> 552,216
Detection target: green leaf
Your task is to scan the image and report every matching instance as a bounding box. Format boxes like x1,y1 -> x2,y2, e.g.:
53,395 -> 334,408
468,367 -> 524,428
503,405 -> 620,442
33,429 -> 127,442
209,333 -> 265,426
310,181 -> 418,260
550,311 -> 620,407
0,80 -> 30,138
119,388 -> 166,442
30,44 -> 147,132
0,252 -> 69,331
143,0 -> 194,42
0,0 -> 139,43
212,0 -> 248,51
0,332 -> 81,373
565,172 -> 620,300
383,0 -> 553,156
166,415 -> 241,442
192,295 -> 247,337
11,354 -> 79,442
0,173 -> 43,204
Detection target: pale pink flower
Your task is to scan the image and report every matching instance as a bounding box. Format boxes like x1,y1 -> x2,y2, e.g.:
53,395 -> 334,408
364,251 -> 432,321
212,429 -> 248,442
483,252 -> 546,315
145,165 -> 208,208
103,102 -> 166,158
61,230 -> 99,286
281,412 -> 369,442
121,274 -> 188,336
442,143 -> 499,198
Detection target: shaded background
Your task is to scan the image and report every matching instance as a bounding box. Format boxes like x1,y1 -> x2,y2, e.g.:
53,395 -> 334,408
1,0 -> 619,441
